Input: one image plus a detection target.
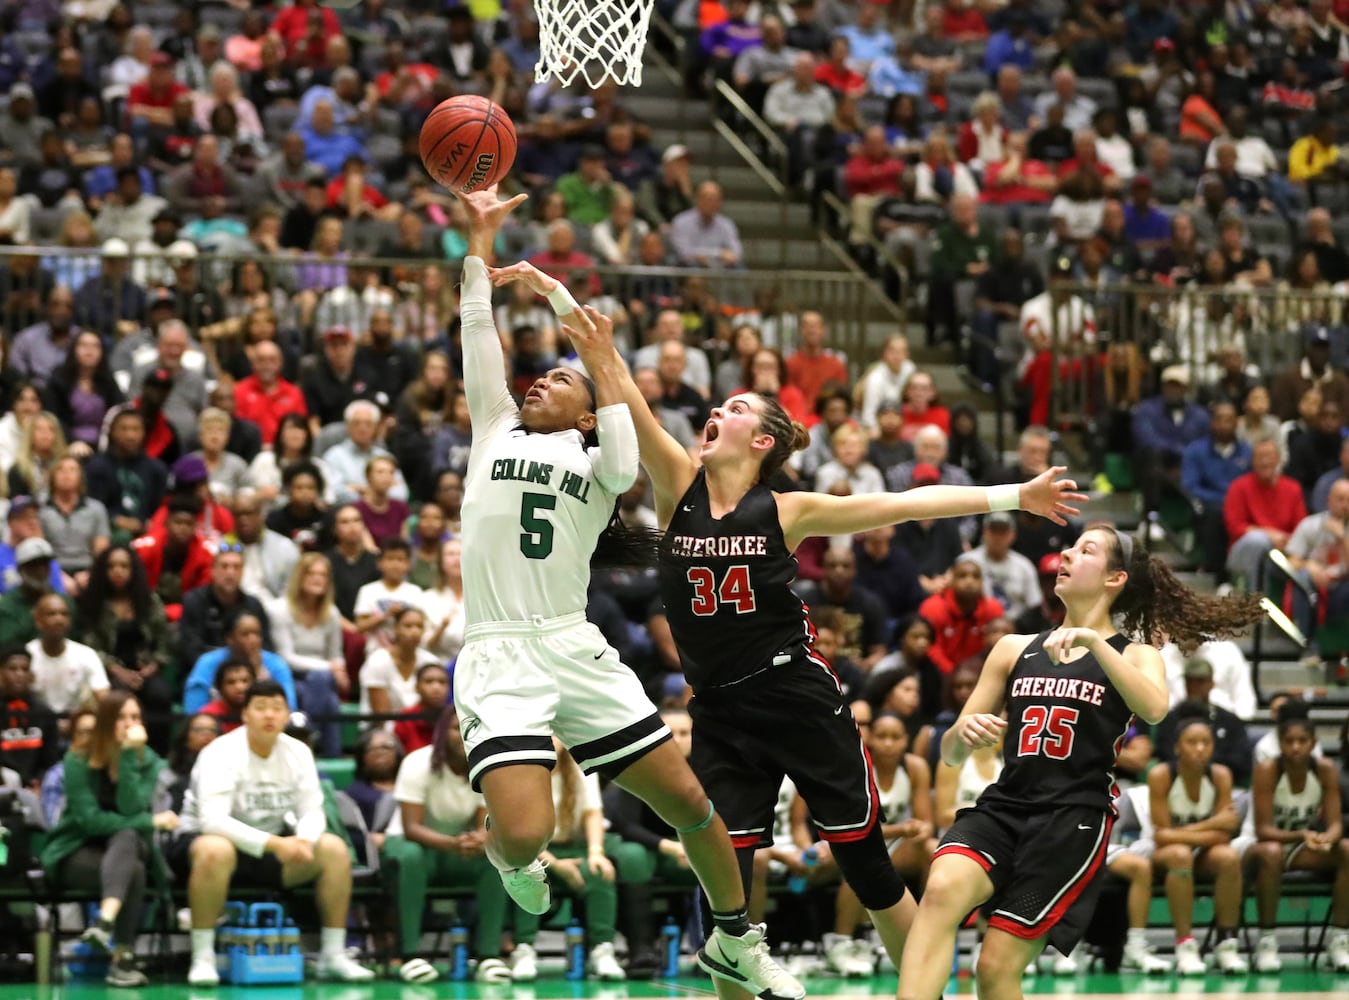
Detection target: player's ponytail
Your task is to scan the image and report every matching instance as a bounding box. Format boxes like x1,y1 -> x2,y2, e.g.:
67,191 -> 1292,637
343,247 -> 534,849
1098,523 -> 1264,654
754,394 -> 810,483
591,501 -> 663,570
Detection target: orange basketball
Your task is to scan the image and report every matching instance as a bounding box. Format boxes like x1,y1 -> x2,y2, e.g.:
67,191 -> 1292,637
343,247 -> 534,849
418,95 -> 518,193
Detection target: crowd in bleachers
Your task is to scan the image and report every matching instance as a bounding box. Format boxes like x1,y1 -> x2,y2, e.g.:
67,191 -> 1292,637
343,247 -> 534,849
0,0 -> 1347,988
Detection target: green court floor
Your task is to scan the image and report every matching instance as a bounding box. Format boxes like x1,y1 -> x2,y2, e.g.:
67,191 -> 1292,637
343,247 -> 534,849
3,967 -> 1348,1000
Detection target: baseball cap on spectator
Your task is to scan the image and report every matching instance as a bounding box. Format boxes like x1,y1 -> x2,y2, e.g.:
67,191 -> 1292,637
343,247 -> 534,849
101,238 -> 130,258
323,325 -> 355,342
985,511 -> 1016,529
15,538 -> 54,566
167,240 -> 198,263
172,455 -> 210,486
1160,365 -> 1190,386
1183,658 -> 1214,681
662,144 -> 691,165
9,83 -> 34,102
1038,553 -> 1062,577
148,287 -> 175,310
150,52 -> 174,68
1305,325 -> 1332,348
911,463 -> 941,486
7,496 -> 38,521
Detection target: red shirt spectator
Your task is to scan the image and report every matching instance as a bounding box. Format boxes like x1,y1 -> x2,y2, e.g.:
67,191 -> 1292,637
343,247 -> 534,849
942,6 -> 989,40
235,375 -> 308,447
981,154 -> 1056,204
526,246 -> 603,298
785,310 -> 848,410
1223,449 -> 1307,551
394,707 -> 435,753
815,38 -> 868,97
918,561 -> 1004,673
131,525 -> 215,622
199,699 -> 242,733
271,1 -> 342,56
844,127 -> 905,197
127,56 -> 188,122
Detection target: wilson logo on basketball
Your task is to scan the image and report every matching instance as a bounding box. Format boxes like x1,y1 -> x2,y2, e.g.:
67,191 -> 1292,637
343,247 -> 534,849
462,153 -> 496,191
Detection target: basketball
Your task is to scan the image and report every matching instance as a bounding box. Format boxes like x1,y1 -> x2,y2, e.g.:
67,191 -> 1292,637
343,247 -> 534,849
418,95 -> 518,193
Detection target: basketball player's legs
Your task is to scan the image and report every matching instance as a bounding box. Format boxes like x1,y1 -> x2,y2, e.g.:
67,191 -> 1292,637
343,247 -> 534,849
897,853 -> 996,1000
1153,842 -> 1199,937
974,929 -> 1049,1000
1286,837 -> 1349,926
479,766 -> 555,867
1194,844 -> 1245,934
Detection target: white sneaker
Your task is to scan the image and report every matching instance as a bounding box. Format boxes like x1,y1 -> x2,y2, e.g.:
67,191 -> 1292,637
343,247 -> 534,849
474,958 -> 510,983
1214,938 -> 1249,975
823,934 -> 870,977
589,942 -> 626,981
1052,947 -> 1079,976
848,938 -> 876,976
1254,933 -> 1282,973
1175,939 -> 1206,976
1327,929 -> 1349,973
499,860 -> 551,916
510,942 -> 539,982
316,952 -> 376,982
1121,937 -> 1171,974
188,953 -> 220,987
697,923 -> 806,1000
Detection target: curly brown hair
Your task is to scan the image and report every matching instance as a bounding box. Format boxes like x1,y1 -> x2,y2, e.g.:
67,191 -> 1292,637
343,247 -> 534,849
1091,523 -> 1265,654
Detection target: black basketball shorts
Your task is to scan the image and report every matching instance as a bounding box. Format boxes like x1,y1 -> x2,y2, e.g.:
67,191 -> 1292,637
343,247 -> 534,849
935,799 -> 1113,953
687,649 -> 879,850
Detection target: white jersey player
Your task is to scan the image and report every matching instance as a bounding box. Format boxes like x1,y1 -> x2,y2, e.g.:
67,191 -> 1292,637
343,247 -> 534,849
453,188 -> 803,999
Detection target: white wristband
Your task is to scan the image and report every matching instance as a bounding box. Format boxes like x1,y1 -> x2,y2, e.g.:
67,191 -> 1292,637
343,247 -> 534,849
547,285 -> 579,316
987,483 -> 1021,512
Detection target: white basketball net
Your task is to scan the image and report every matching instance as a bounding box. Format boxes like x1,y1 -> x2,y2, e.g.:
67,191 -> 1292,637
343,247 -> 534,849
534,0 -> 656,88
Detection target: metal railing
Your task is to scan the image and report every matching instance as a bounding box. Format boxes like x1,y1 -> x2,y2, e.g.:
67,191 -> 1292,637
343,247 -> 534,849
0,245 -> 888,373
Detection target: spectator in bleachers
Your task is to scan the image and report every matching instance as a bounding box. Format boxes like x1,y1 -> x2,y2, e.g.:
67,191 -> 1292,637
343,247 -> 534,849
843,125 -> 905,248
1017,256 -> 1096,425
393,662 -> 449,754
669,180 -> 743,268
557,147 -> 618,228
1311,439 -> 1349,512
71,240 -> 145,343
354,536 -> 423,659
1285,476 -> 1349,638
0,83 -> 52,170
1150,211 -> 1203,285
914,133 -> 979,205
381,705 -> 509,984
256,134 -> 318,212
858,334 -> 914,433
1225,436 -> 1307,589
0,646 -> 60,789
172,677 -> 374,985
1153,658 -> 1252,784
41,691 -> 171,988
1028,101 -> 1073,165
0,167 -> 31,244
853,524 -> 926,621
232,492 -> 299,602
127,52 -> 187,136
926,194 -> 993,346
1122,175 -> 1172,251
346,728 -> 400,836
86,409 -> 168,547
11,285 -> 80,391
918,559 -> 1004,674
1180,70 -> 1225,148
8,411 -> 65,503
1288,114 -> 1347,196
785,309 -> 848,408
1133,364 -> 1211,511
1181,401 -> 1252,583
764,53 -> 836,187
322,400 -> 408,506
22,587 -> 104,713
1271,325 -> 1349,420
178,542 -> 273,670
979,131 -> 1057,207
733,14 -> 796,111
1246,713 -> 1349,973
785,0 -> 831,53
946,404 -> 998,486
1032,67 -> 1096,132
1234,385 -> 1280,455
1298,207 -> 1349,283
956,93 -> 1009,177
814,423 -> 885,494
40,455 -> 107,590
960,511 -> 1042,621
1288,397 -> 1345,497
635,144 -> 695,231
186,607 -> 297,720
324,503 -> 379,628
301,99 -> 367,177
795,545 -> 889,670
1215,216 -> 1274,288
886,425 -> 973,496
814,34 -> 867,98
44,331 -> 124,460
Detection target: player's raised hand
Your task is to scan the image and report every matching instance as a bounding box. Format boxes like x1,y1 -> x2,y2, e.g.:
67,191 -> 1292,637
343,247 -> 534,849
560,304 -> 618,358
455,184 -> 527,234
488,260 -> 559,297
955,713 -> 1006,750
1018,466 -> 1089,526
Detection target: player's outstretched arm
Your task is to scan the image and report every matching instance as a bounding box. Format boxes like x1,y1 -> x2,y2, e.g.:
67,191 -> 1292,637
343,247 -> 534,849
457,186 -> 528,444
775,466 -> 1088,552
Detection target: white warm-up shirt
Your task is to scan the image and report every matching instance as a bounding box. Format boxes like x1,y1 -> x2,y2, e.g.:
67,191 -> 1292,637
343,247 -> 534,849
388,745 -> 485,838
458,256 -> 639,625
177,728 -> 326,857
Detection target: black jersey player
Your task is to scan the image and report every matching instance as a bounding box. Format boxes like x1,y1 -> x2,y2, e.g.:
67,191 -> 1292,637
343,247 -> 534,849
484,269 -> 1087,997
896,524 -> 1264,1000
